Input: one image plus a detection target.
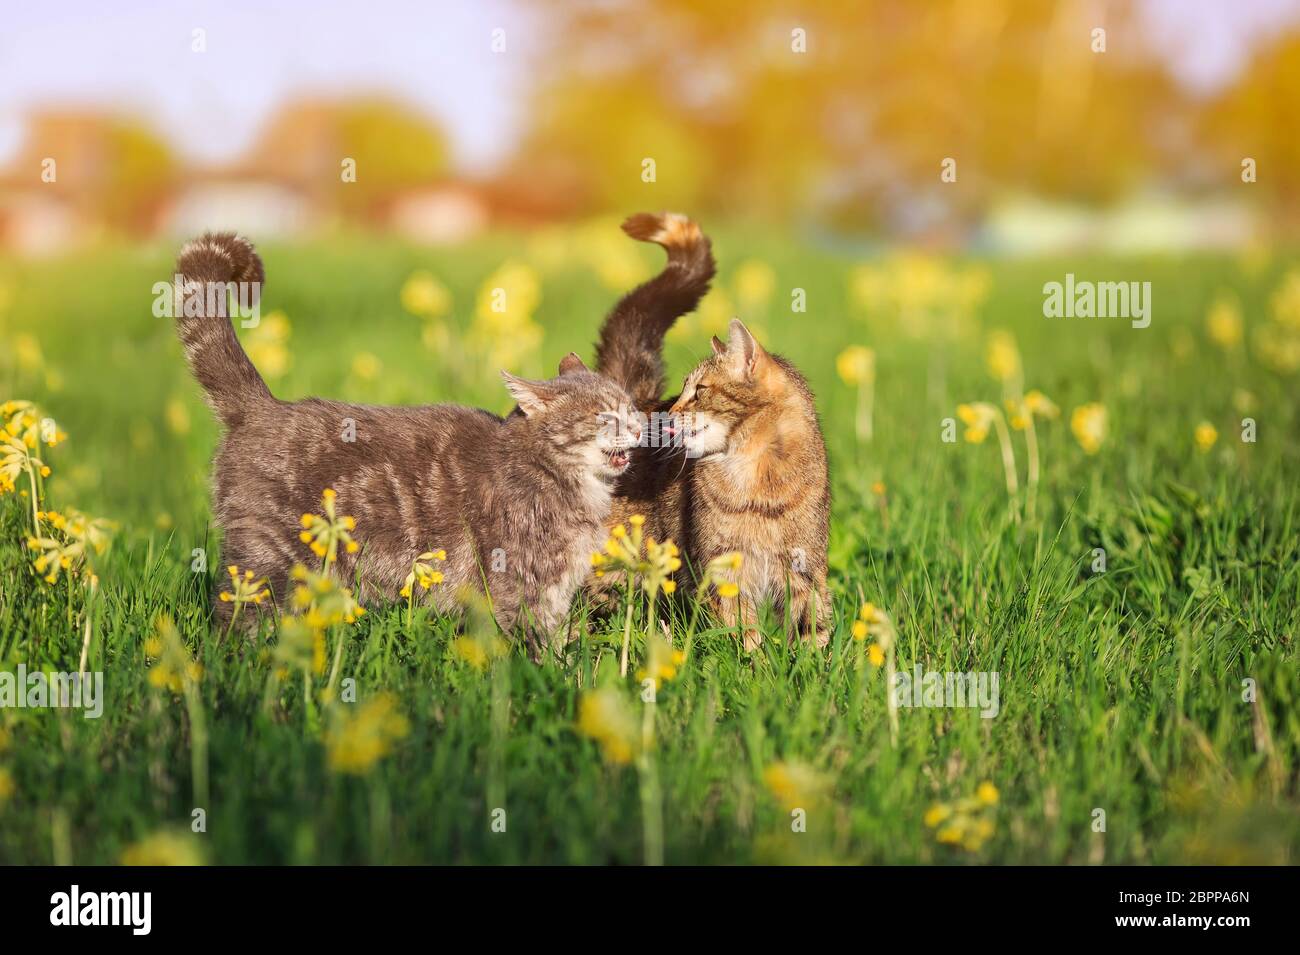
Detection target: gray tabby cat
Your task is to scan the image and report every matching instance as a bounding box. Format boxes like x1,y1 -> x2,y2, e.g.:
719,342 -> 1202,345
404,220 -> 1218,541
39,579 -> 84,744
172,232 -> 639,652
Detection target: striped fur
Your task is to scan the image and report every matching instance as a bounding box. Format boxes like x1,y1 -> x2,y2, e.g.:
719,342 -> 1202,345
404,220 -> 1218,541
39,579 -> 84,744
172,232 -> 270,428
594,212 -> 716,406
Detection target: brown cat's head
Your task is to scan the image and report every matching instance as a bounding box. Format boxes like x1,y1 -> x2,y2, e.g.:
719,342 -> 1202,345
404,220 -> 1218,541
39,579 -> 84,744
667,319 -> 807,460
503,353 -> 642,479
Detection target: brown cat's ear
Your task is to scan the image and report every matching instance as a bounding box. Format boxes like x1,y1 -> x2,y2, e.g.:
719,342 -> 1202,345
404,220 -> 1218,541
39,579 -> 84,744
558,352 -> 589,376
710,336 -> 726,356
726,318 -> 766,378
501,372 -> 558,416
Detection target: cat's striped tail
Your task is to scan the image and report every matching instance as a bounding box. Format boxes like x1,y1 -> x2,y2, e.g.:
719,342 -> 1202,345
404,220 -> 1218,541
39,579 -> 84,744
172,232 -> 273,428
594,212 -> 715,407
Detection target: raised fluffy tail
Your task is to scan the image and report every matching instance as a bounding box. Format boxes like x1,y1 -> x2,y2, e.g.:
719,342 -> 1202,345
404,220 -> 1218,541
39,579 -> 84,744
594,212 -> 715,407
173,232 -> 272,428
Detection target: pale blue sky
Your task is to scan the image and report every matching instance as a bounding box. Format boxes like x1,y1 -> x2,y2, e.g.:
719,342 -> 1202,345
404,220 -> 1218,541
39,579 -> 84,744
0,0 -> 1296,172
0,0 -> 537,170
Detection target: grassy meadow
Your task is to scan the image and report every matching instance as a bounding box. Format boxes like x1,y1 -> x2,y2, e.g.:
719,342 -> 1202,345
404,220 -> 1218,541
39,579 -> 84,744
0,223 -> 1298,864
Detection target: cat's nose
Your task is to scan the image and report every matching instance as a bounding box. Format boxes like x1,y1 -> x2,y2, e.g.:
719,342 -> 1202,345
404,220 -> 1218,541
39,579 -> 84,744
627,421 -> 642,443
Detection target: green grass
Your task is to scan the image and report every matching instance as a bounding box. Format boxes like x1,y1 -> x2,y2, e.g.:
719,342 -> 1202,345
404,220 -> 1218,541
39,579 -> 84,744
0,229 -> 1297,864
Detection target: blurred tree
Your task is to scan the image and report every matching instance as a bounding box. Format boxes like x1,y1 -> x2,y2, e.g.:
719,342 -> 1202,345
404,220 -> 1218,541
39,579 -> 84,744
10,112 -> 178,234
1203,31 -> 1300,222
516,0 -> 1190,228
248,98 -> 449,223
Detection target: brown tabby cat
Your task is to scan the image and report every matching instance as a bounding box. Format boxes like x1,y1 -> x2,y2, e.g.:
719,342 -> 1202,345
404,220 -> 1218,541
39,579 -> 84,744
666,320 -> 831,649
592,213 -> 715,561
173,233 -> 640,652
593,214 -> 832,649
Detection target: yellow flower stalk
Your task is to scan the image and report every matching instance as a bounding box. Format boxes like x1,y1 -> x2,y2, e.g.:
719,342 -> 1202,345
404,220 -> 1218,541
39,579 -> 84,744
288,564 -> 365,626
25,508 -> 114,585
956,401 -> 1019,518
273,614 -> 327,679
146,616 -> 209,808
985,330 -> 1022,398
400,549 -> 448,625
218,564 -> 270,642
855,601 -> 898,743
836,345 -> 876,443
1005,389 -> 1058,521
219,565 -> 269,606
299,488 -> 360,567
591,516 -> 682,676
281,563 -> 366,706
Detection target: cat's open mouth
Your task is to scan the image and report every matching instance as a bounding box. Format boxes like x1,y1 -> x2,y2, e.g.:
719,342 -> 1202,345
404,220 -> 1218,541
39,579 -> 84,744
606,448 -> 630,471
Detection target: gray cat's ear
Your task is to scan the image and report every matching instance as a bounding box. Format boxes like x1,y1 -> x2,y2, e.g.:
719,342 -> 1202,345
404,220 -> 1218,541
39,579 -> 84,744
558,352 -> 589,376
501,372 -> 556,416
726,318 -> 765,377
710,336 -> 726,356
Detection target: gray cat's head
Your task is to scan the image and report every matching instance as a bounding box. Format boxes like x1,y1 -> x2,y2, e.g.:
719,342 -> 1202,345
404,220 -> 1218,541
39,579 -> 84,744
503,354 -> 641,479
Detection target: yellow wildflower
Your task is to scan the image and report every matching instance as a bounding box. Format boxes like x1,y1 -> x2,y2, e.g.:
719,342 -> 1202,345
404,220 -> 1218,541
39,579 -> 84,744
218,564 -> 270,608
400,270 -> 452,319
1206,294 -> 1243,350
400,549 -> 447,598
452,634 -> 509,671
733,259 -> 776,310
985,330 -> 1021,385
299,488 -> 360,564
956,402 -> 997,444
246,310 -> 292,380
762,760 -> 828,811
24,508 -> 114,584
836,345 -> 875,387
1194,421 -> 1218,453
923,803 -> 952,828
1070,403 -> 1107,455
288,564 -> 365,626
636,635 -> 686,689
145,616 -> 202,695
576,687 -> 638,765
120,830 -> 205,866
593,519 -> 681,598
325,694 -> 409,774
1006,389 -> 1059,430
